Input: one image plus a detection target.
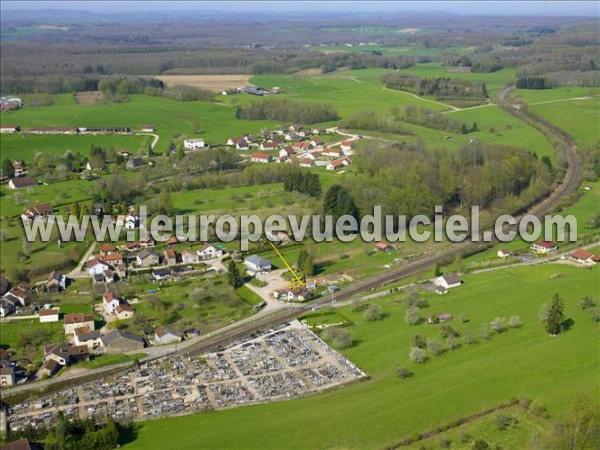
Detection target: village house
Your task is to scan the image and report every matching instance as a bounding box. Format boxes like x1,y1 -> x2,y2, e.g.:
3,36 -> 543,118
181,249 -> 199,264
136,249 -> 160,267
38,359 -> 60,379
279,146 -> 295,159
100,329 -> 145,354
197,243 -> 223,260
103,291 -> 121,314
326,157 -> 351,171
570,249 -> 598,265
299,158 -> 315,168
310,137 -> 324,148
116,303 -> 135,320
0,367 -> 15,387
340,140 -> 354,152
244,255 -> 272,274
74,327 -> 103,352
183,138 -> 206,150
250,152 -> 273,163
2,284 -> 30,308
434,273 -> 463,290
20,203 -> 53,221
0,298 -> 16,317
39,308 -> 60,323
322,147 -> 344,157
125,241 -> 142,251
273,287 -> 311,302
99,244 -> 118,255
8,177 -> 37,190
163,249 -> 178,265
44,342 -> 89,366
125,213 -> 138,229
12,160 -> 25,176
152,268 -> 172,281
530,241 -> 558,254
141,125 -> 155,132
63,313 -> 95,335
154,326 -> 184,345
260,140 -> 282,151
45,272 -> 68,293
87,259 -> 114,282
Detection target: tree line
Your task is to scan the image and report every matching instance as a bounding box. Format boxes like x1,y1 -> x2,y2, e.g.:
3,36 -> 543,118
283,169 -> 322,198
235,98 -> 340,124
381,73 -> 488,100
1,413 -> 119,450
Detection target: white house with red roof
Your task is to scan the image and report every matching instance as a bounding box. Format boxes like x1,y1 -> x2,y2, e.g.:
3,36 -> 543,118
530,241 -> 558,254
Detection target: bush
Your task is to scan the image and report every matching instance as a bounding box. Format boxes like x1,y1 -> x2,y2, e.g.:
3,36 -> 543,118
405,306 -> 421,325
588,308 -> 600,322
439,438 -> 452,448
459,432 -> 472,443
494,413 -> 513,431
480,324 -> 491,340
458,312 -> 469,323
364,303 -> 385,321
531,403 -> 550,419
471,439 -> 490,450
396,367 -> 414,379
447,335 -> 460,350
441,325 -> 459,338
580,296 -> 596,310
409,346 -> 427,363
427,339 -> 443,356
411,334 -> 427,349
507,316 -> 523,328
518,396 -> 532,409
463,332 -> 477,345
490,317 -> 508,334
322,326 -> 354,349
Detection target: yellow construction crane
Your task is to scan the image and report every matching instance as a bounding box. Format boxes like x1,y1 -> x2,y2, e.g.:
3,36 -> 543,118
268,241 -> 305,289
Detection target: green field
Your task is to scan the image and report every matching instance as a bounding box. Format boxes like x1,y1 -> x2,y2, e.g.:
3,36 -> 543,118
123,263 -> 599,449
0,134 -> 149,164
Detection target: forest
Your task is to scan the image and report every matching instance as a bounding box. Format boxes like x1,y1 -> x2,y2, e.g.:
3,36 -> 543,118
381,73 -> 489,101
343,140 -> 553,220
235,99 -> 340,124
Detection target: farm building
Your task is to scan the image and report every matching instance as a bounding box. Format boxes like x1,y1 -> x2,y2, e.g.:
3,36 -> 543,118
39,309 -> 60,323
8,177 -> 37,190
100,329 -> 145,353
434,273 -> 462,290
244,255 -> 272,274
0,125 -> 20,134
154,326 -> 184,345
184,139 -> 206,150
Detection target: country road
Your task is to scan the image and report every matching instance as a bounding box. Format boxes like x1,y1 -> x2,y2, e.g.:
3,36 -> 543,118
1,85 -> 582,402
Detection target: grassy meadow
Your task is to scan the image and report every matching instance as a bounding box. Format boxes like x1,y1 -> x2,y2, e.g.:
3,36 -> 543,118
123,263 -> 599,449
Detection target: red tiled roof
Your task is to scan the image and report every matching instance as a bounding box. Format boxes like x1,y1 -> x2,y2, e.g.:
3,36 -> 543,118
571,249 -> 594,261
